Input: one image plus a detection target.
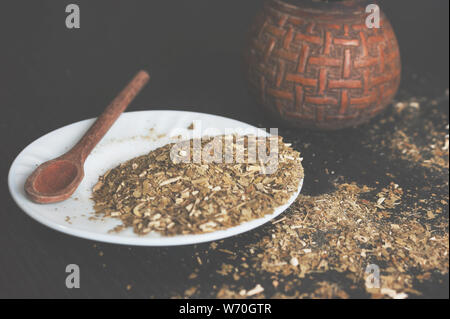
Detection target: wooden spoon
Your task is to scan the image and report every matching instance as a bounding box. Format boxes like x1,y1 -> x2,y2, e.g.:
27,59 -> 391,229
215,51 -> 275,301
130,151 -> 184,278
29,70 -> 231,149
25,70 -> 150,204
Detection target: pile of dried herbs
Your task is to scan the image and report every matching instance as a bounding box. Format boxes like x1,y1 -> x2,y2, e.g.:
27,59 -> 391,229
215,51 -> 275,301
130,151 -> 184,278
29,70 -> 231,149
91,135 -> 304,236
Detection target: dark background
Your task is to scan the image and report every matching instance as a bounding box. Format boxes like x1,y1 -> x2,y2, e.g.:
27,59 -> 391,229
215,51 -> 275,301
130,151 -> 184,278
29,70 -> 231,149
0,0 -> 448,298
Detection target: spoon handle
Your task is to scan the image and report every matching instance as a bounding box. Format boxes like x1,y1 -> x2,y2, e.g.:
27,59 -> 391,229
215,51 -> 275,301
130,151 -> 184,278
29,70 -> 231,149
65,70 -> 150,162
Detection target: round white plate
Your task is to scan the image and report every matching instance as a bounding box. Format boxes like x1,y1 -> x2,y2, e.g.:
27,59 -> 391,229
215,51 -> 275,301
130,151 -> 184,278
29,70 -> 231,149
8,110 -> 303,246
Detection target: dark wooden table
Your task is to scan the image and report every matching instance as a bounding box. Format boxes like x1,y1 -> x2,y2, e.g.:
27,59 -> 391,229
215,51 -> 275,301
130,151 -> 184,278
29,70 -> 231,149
0,0 -> 448,298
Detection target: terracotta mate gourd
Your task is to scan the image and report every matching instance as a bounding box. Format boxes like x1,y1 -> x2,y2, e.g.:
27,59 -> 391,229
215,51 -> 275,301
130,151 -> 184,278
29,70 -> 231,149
244,0 -> 401,130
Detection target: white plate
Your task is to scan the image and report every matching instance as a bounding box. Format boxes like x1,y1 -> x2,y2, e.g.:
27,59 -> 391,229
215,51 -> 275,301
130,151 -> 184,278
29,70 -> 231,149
8,110 -> 303,246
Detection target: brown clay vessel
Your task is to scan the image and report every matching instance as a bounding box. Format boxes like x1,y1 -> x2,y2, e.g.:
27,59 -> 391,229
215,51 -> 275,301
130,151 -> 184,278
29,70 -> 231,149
244,0 -> 401,130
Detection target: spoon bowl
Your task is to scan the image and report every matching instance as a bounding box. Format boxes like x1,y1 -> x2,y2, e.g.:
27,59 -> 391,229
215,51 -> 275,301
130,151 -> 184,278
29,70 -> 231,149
25,159 -> 84,203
